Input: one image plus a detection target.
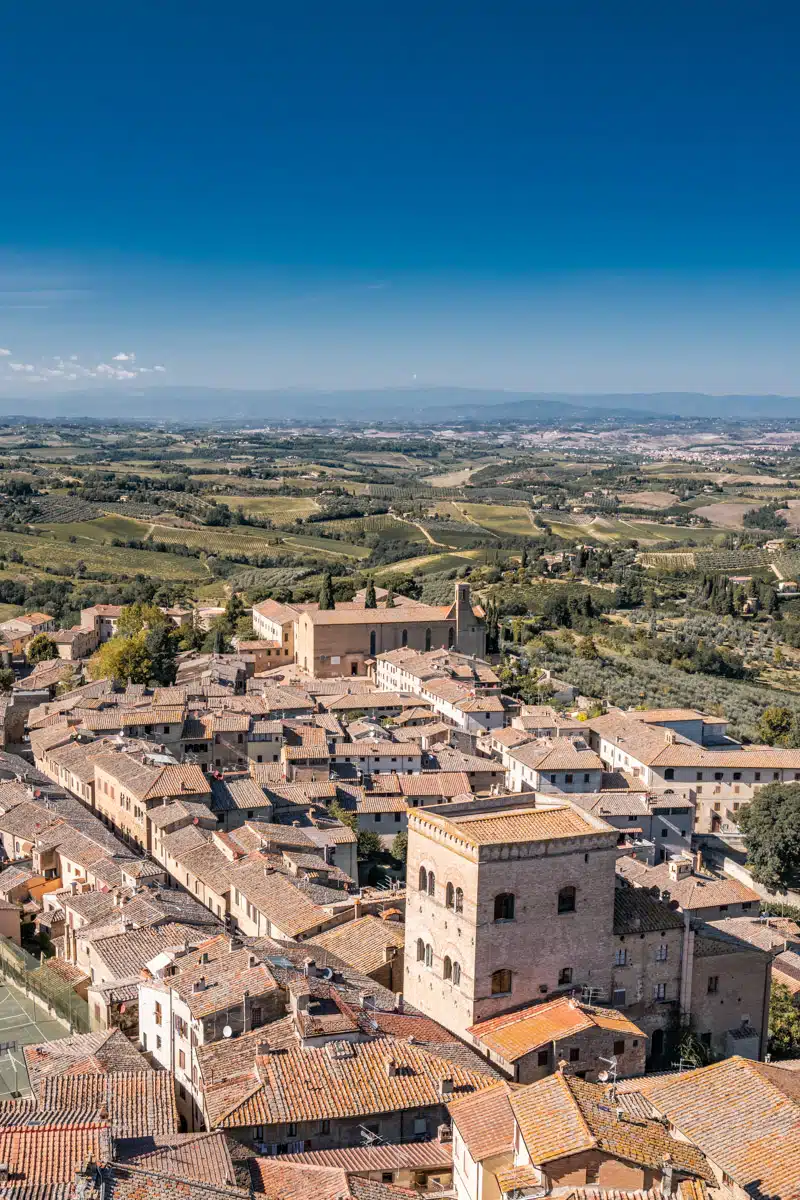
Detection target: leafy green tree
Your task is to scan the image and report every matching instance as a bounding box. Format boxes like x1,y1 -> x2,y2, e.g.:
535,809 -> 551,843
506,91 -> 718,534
578,636 -> 599,660
364,578 -> 377,609
88,631 -> 152,685
116,602 -> 168,638
224,592 -> 245,628
26,633 -> 58,664
391,830 -> 408,863
318,569 -> 335,610
739,782 -> 800,891
357,829 -> 382,859
329,799 -> 357,831
769,981 -> 800,1059
0,668 -> 14,691
385,585 -> 395,608
144,623 -> 179,686
758,705 -> 794,745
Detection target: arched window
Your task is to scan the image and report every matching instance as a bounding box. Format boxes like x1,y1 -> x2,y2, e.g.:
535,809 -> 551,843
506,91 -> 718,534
428,871 -> 436,897
419,866 -> 428,892
491,969 -> 512,996
494,893 -> 515,922
455,887 -> 464,914
446,882 -> 455,910
452,961 -> 461,986
443,955 -> 452,981
401,628 -> 408,647
369,630 -> 376,658
448,626 -> 455,649
558,885 -> 576,914
425,628 -> 432,652
416,938 -> 425,962
425,944 -> 433,968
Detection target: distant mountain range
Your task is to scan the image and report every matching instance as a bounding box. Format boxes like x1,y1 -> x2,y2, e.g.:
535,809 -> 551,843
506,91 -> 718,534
1,386 -> 800,424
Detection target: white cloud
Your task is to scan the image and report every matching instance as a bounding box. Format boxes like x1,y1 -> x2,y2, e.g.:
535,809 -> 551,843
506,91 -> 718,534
112,352 -> 135,362
153,364 -> 166,372
69,355 -> 78,361
138,366 -> 152,373
0,349 -> 10,356
9,362 -> 34,372
115,369 -> 137,379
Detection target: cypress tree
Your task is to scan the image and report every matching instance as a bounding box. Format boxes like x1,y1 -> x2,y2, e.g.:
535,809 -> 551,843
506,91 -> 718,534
319,569 -> 335,610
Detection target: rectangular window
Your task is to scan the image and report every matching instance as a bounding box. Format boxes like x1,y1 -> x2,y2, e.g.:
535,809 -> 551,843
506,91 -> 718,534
656,944 -> 668,962
613,1039 -> 625,1055
613,988 -> 626,1007
569,1047 -> 580,1062
179,1050 -> 186,1069
156,1035 -> 162,1050
287,1122 -> 298,1138
707,975 -> 719,994
614,948 -> 627,966
653,982 -> 667,1001
537,1049 -> 549,1066
155,1002 -> 162,1026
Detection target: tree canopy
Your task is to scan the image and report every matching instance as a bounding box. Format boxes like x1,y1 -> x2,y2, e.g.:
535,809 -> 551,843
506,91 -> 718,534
739,782 -> 800,891
26,632 -> 58,665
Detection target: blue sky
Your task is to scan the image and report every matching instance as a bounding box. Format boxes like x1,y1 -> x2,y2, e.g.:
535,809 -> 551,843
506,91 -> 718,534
1,1 -> 799,395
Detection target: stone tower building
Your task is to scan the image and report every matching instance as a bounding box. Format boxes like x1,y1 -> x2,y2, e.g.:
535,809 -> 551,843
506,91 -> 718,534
404,795 -> 620,1039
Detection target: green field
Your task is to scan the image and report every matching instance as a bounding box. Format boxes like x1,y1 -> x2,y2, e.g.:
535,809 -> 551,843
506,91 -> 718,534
0,603 -> 24,621
208,494 -> 320,521
281,534 -> 371,559
457,503 -> 535,537
374,548 -> 487,577
39,516 -> 153,543
546,515 -> 726,545
0,531 -> 208,580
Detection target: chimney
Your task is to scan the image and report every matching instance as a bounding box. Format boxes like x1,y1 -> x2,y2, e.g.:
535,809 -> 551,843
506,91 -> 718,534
248,953 -> 257,967
353,897 -> 362,919
192,976 -> 205,993
439,1077 -> 454,1100
304,958 -> 316,979
394,992 -> 404,1012
384,945 -> 397,962
385,1057 -> 397,1078
0,1165 -> 8,1183
664,728 -> 676,744
257,1041 -> 270,1055
661,1154 -> 675,1199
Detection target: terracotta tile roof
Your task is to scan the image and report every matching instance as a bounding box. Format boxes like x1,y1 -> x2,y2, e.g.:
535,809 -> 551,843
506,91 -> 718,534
116,1131 -> 236,1187
93,922 -> 218,980
252,599 -> 300,624
326,693 -> 419,712
397,772 -> 471,798
23,1029 -> 148,1093
510,1074 -> 711,1180
613,889 -> 685,934
304,603 -> 452,626
210,776 -> 271,813
207,1038 -> 493,1130
356,794 -> 408,813
468,997 -> 644,1063
440,804 -> 601,847
0,1119 -> 111,1184
170,949 -> 279,1019
307,916 -> 405,977
250,1161 -> 412,1200
105,1162 -> 251,1200
632,1056 -> 800,1198
508,737 -> 603,772
279,1139 -> 452,1172
228,862 -> 332,937
39,1071 -> 179,1137
448,1081 -> 516,1161
615,857 -> 760,910
331,741 -> 421,759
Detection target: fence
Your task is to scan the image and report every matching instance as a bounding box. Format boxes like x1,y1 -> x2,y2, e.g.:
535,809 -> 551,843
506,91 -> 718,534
0,937 -> 90,1033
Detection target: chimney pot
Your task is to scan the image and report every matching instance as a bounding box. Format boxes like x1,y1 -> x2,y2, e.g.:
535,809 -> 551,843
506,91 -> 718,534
385,1057 -> 397,1078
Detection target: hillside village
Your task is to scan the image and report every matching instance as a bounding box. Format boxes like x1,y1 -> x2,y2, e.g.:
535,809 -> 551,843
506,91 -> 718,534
0,573 -> 792,1200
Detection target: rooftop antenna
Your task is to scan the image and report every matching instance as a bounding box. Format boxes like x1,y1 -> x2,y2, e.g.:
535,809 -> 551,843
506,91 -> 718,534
598,1054 -> 618,1101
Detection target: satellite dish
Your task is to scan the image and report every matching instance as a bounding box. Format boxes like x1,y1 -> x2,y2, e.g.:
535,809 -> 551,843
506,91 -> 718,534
321,967 -> 333,982
598,1071 -> 609,1083
222,1025 -> 233,1039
